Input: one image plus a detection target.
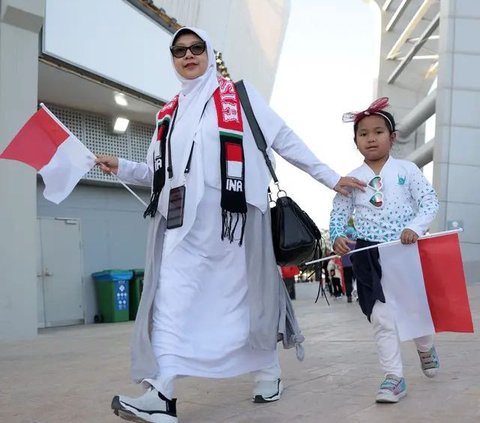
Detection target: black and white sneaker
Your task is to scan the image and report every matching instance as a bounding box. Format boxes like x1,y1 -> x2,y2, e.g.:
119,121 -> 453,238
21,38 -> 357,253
111,387 -> 177,423
252,378 -> 283,403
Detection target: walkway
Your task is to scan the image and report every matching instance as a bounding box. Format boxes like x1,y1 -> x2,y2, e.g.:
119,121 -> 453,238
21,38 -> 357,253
1,282 -> 479,423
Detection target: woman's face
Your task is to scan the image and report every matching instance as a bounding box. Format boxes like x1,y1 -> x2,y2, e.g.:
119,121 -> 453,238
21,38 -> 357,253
171,33 -> 209,80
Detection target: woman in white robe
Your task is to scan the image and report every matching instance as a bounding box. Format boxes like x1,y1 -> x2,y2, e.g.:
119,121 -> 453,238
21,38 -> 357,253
97,27 -> 365,423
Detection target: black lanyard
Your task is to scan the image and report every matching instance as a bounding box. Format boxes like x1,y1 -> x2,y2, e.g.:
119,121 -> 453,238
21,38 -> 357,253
166,100 -> 210,180
166,109 -> 193,179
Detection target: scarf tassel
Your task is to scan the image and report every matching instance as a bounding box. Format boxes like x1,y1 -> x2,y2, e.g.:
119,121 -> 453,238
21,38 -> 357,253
222,210 -> 246,245
143,191 -> 160,218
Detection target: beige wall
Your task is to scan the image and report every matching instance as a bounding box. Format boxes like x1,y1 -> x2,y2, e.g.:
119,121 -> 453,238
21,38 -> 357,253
0,0 -> 45,339
431,0 -> 480,283
373,0 -> 480,283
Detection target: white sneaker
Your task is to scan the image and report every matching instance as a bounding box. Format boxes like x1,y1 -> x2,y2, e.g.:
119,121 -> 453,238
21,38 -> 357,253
111,387 -> 177,423
375,374 -> 407,403
252,378 -> 283,403
418,346 -> 440,378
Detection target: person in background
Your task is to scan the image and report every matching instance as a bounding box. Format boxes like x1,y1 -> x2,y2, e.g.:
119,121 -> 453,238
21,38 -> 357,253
330,97 -> 440,404
341,221 -> 357,303
281,265 -> 300,300
327,253 -> 343,298
340,254 -> 353,302
322,248 -> 333,296
97,26 -> 366,423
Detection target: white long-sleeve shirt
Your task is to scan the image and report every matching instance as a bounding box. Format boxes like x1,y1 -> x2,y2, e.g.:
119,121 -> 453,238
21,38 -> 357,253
329,157 -> 439,243
117,81 -> 341,212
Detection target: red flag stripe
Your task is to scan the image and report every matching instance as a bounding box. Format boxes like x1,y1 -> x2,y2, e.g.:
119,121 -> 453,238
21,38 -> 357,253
0,108 -> 69,170
226,142 -> 242,162
418,234 -> 474,333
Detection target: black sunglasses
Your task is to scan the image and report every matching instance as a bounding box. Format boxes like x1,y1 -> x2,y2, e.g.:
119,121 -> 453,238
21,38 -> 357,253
170,41 -> 206,59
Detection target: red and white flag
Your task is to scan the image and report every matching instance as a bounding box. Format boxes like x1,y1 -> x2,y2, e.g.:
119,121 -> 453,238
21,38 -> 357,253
379,232 -> 474,341
0,105 -> 95,204
226,142 -> 243,179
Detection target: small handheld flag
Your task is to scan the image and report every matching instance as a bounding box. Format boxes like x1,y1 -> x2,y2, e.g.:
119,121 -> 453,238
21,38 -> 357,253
0,104 -> 96,204
379,232 -> 474,341
305,230 -> 474,340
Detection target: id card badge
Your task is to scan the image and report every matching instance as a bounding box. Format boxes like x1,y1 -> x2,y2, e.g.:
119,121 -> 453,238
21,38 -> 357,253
166,185 -> 186,229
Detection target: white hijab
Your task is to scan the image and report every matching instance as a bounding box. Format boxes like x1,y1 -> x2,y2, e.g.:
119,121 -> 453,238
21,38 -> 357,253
152,27 -> 285,255
163,27 -> 219,190
157,27 -> 220,254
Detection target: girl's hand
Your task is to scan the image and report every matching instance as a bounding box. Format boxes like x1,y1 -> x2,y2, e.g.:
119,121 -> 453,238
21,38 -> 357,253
400,228 -> 419,244
334,176 -> 366,196
96,155 -> 119,175
333,237 -> 352,256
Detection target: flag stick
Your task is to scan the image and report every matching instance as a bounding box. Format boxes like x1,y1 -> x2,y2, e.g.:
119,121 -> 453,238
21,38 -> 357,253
110,173 -> 148,207
39,103 -> 75,138
304,228 -> 464,266
304,256 -> 334,265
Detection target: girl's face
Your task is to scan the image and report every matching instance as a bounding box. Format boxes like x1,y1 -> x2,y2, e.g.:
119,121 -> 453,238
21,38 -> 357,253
171,33 -> 208,80
355,115 -> 395,165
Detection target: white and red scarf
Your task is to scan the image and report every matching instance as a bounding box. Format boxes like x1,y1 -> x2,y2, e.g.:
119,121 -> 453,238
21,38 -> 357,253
144,77 -> 247,244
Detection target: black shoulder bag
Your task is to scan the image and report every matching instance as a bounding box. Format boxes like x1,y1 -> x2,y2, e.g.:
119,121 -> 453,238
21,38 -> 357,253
235,80 -> 322,266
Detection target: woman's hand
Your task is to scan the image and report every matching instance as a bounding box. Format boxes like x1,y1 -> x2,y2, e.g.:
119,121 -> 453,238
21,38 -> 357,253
334,176 -> 366,196
400,228 -> 419,244
96,155 -> 119,175
333,236 -> 352,256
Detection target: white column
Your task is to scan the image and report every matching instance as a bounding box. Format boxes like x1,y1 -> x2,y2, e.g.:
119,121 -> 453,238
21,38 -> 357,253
432,0 -> 480,283
0,0 -> 45,339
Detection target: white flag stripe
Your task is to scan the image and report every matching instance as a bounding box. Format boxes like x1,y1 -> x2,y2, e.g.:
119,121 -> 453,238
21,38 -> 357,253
39,135 -> 96,204
227,160 -> 242,178
379,242 -> 435,341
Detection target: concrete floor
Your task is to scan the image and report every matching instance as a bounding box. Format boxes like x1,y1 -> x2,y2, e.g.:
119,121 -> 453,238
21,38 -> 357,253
1,282 -> 479,423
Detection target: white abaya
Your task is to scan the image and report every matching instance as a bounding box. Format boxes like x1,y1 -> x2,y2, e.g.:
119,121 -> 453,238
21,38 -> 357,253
152,185 -> 275,380
117,27 -> 341,393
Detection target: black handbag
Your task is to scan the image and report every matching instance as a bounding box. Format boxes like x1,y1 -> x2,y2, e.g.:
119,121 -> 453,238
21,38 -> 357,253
235,80 -> 322,266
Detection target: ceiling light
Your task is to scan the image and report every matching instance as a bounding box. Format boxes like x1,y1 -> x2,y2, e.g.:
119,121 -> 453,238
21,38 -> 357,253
114,93 -> 128,107
113,117 -> 129,134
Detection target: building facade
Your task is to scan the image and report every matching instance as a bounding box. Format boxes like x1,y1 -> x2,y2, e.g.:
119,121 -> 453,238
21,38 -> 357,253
374,0 -> 480,285
1,0 -> 478,341
0,0 -> 290,339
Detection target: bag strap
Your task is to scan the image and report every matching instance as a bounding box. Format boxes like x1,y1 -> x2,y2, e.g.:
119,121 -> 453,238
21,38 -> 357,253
235,80 -> 279,184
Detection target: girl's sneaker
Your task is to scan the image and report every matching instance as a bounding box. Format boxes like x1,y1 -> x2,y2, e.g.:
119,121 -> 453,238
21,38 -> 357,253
418,345 -> 440,378
375,374 -> 407,403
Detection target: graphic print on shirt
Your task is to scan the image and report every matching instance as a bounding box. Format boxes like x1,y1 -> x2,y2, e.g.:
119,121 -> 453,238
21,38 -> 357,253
329,159 -> 439,243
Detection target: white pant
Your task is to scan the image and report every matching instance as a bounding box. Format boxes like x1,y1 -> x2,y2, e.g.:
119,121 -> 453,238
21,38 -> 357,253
371,300 -> 434,377
146,351 -> 281,399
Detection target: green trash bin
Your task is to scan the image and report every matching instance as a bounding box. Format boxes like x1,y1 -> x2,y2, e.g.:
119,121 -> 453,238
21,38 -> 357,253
129,269 -> 144,320
92,270 -> 133,323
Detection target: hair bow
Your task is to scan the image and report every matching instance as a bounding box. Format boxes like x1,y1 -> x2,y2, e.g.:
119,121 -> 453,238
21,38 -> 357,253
342,97 -> 390,123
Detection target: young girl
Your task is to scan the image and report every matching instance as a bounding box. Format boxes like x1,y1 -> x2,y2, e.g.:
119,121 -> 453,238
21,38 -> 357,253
329,98 -> 440,404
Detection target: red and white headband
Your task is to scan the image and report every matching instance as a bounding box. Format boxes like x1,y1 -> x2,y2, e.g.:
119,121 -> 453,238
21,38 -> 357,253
342,97 -> 394,131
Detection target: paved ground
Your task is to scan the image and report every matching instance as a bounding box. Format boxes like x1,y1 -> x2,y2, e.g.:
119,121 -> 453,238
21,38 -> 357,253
1,282 -> 479,423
